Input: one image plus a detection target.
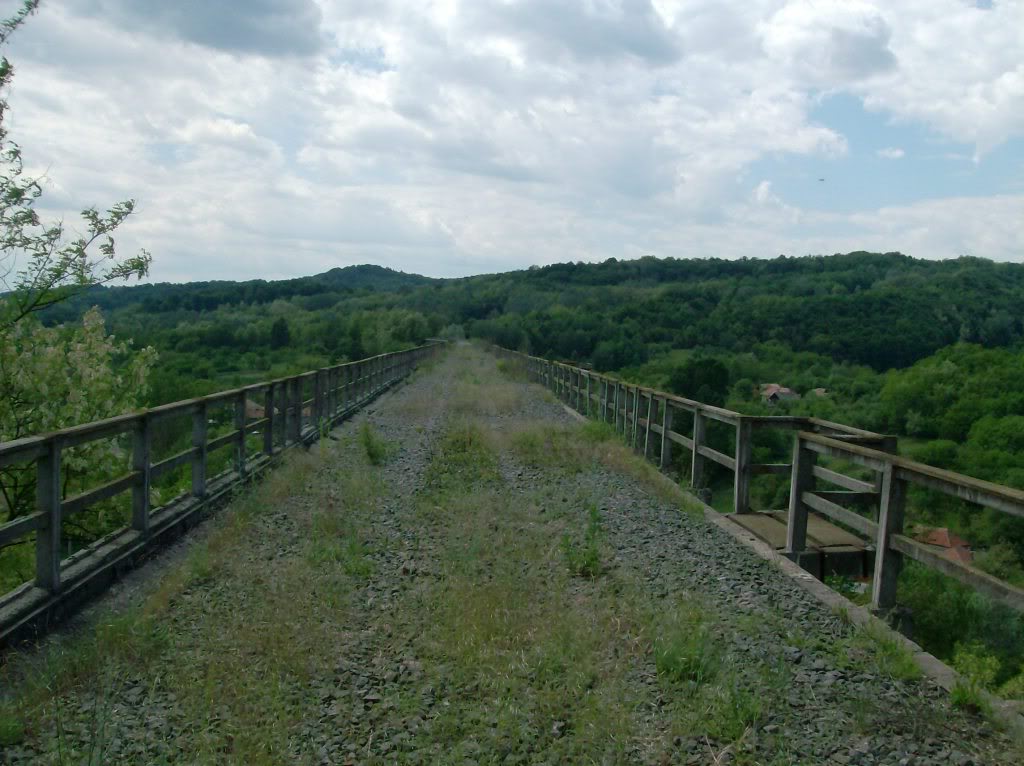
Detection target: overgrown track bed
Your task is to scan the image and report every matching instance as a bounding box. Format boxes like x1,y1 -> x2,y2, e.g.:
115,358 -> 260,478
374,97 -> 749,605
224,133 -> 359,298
1,346 -> 1020,765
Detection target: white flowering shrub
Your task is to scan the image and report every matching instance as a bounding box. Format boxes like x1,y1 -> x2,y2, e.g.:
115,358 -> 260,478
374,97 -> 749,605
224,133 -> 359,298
0,308 -> 157,590
0,3 -> 156,592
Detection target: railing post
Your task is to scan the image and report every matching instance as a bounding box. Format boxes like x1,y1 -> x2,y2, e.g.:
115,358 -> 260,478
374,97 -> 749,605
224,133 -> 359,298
192,402 -> 208,498
631,387 -> 641,448
35,440 -> 62,593
734,418 -> 752,514
342,365 -> 351,412
575,369 -> 581,411
691,410 -> 706,490
871,463 -> 907,614
786,436 -> 816,556
614,385 -> 622,434
264,384 -> 275,457
288,378 -> 301,443
660,399 -> 673,469
326,369 -> 336,420
314,370 -> 324,429
585,374 -> 592,418
132,415 -> 151,533
614,380 -> 622,430
235,391 -> 247,478
643,393 -> 654,459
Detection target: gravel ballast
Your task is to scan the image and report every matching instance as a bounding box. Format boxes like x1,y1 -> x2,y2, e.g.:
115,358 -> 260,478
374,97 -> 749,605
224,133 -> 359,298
1,346 -> 1020,765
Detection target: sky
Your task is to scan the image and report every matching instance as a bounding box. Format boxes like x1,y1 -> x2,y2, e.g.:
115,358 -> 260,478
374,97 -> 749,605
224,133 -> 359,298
3,0 -> 1023,282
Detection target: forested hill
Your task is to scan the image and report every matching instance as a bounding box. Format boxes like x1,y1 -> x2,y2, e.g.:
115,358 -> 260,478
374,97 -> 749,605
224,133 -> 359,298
40,263 -> 435,323
455,252 -> 1024,372
42,252 -> 1024,376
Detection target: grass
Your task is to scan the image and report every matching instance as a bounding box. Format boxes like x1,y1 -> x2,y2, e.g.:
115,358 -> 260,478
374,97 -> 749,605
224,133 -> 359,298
951,641 -> 1000,715
5,344 -> 1019,763
358,421 -> 393,465
495,357 -> 530,382
0,435 -> 387,763
507,419 -> 703,514
411,433 -> 651,762
653,602 -> 722,687
561,502 -> 604,578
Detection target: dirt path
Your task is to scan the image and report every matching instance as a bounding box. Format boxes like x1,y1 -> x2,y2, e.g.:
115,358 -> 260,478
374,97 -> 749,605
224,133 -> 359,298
1,347 -> 1020,765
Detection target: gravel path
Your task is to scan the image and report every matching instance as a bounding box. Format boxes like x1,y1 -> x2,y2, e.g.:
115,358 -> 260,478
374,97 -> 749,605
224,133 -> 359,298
1,347 -> 1019,765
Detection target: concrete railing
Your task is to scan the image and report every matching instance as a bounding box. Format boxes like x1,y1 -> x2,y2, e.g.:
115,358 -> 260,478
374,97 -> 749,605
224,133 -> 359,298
495,347 -> 1024,616
0,343 -> 444,643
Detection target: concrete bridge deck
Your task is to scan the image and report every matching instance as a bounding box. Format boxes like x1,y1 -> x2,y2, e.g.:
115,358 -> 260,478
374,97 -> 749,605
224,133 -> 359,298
1,346 -> 1019,765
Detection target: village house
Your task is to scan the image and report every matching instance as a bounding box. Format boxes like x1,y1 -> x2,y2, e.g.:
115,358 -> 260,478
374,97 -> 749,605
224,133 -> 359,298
759,383 -> 800,405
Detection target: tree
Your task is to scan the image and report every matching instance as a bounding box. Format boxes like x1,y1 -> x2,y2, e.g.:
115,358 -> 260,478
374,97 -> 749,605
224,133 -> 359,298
0,1 -> 156,548
269,317 -> 291,349
667,354 -> 730,407
0,2 -> 151,330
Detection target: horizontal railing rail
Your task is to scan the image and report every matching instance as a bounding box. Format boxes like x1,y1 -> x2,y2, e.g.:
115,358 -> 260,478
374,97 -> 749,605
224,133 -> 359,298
792,431 -> 1024,613
493,347 -> 884,513
493,346 -> 1024,617
0,342 -> 444,643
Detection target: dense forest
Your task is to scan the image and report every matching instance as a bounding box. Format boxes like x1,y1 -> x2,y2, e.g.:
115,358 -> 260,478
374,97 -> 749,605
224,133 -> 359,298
14,251 -> 1024,700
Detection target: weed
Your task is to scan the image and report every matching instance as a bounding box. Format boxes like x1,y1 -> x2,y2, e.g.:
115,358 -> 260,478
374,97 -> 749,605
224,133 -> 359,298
358,421 -> 393,465
423,421 -> 502,498
825,574 -> 870,606
862,622 -> 922,682
580,419 -> 617,444
308,513 -> 375,579
951,641 -> 999,715
184,547 -> 216,585
951,681 -> 992,716
653,605 -> 721,686
0,700 -> 24,746
707,681 -> 763,742
496,358 -> 529,382
561,504 -> 603,577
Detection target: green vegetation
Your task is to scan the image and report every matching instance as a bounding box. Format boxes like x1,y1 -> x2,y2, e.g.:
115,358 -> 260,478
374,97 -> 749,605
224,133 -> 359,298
6,173 -> 1024,711
358,422 -> 394,466
560,503 -> 604,578
653,604 -> 722,686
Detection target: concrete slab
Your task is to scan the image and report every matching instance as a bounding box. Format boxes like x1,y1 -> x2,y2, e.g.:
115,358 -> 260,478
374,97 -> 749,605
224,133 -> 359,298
723,511 -> 871,579
726,510 -> 867,552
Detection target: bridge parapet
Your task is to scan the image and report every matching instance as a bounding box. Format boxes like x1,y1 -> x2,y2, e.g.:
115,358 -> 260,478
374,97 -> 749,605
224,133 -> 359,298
493,345 -> 1024,618
0,343 -> 444,644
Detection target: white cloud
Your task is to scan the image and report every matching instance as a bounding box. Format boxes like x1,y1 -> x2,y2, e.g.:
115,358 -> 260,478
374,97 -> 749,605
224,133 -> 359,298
0,0 -> 1020,282
876,147 -> 905,159
760,0 -> 897,86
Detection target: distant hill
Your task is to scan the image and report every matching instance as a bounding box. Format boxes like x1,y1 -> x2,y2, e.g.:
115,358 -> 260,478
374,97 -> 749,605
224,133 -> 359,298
313,264 -> 436,291
39,264 -> 435,324
34,251 -> 1024,372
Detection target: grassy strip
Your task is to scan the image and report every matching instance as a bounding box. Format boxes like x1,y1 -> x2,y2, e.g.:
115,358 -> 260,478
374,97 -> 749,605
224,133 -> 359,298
392,376 -> 785,762
506,418 -> 704,514
1,434 -> 388,763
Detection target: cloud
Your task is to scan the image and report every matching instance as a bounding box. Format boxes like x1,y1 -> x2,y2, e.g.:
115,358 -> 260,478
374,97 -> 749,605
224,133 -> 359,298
473,0 -> 681,66
80,0 -> 324,56
876,147 -> 905,159
760,1 -> 897,86
1,0 -> 1021,283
